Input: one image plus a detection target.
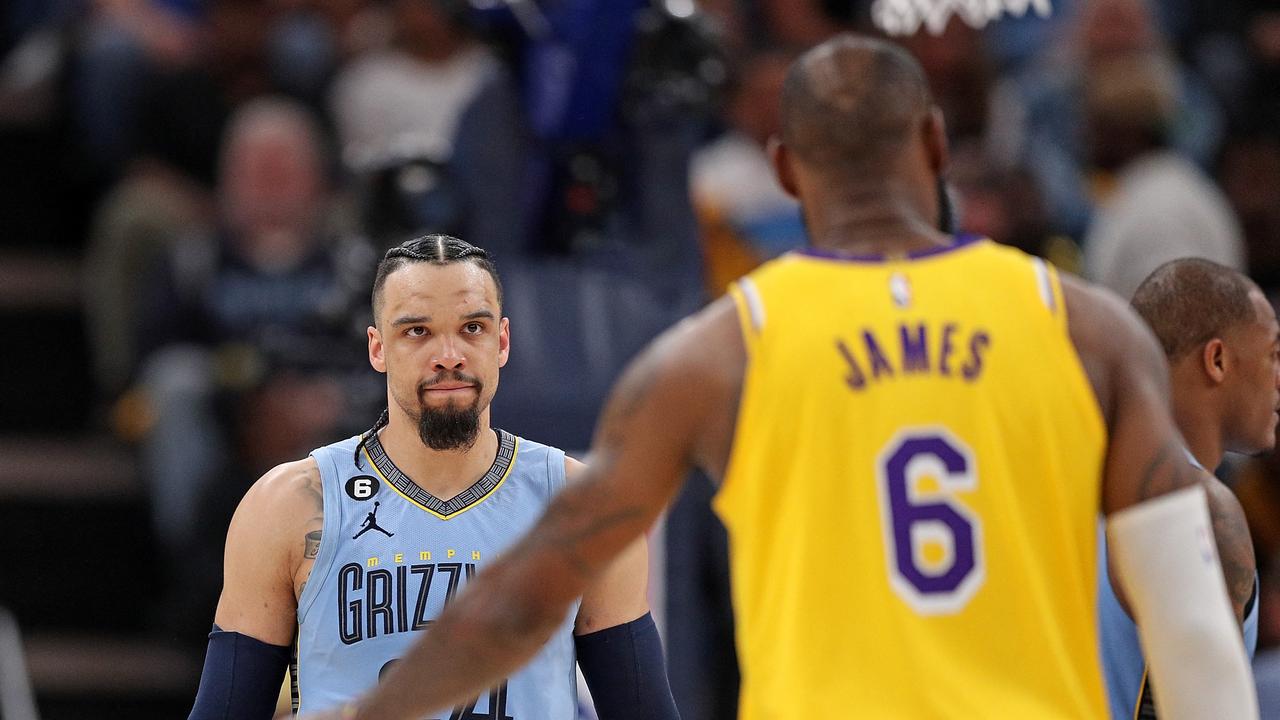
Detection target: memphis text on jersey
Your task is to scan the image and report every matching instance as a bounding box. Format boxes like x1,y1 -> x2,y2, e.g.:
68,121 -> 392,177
837,320 -> 990,390
338,548 -> 483,645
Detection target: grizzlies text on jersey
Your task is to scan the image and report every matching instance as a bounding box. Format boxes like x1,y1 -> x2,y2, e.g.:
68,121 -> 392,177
717,237 -> 1109,718
294,429 -> 579,718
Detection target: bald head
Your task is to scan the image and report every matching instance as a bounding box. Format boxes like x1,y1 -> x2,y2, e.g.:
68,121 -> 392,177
1131,258 -> 1259,360
780,34 -> 933,175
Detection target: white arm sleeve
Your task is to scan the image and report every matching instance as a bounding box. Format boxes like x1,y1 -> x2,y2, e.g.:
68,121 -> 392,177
1106,486 -> 1258,720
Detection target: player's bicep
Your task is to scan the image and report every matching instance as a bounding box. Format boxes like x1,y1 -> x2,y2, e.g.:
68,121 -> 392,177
213,461 -> 315,646
574,536 -> 649,635
561,456 -> 651,635
1074,285 -> 1197,515
1204,479 -> 1257,623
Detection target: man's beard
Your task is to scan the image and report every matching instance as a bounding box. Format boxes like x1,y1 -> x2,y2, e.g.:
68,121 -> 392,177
415,372 -> 484,451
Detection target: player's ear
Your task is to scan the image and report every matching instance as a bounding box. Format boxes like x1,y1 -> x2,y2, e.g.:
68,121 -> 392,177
497,317 -> 511,368
923,106 -> 949,177
369,325 -> 388,373
768,135 -> 800,199
1203,338 -> 1226,384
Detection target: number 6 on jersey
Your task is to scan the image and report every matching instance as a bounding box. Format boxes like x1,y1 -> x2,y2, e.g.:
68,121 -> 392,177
876,429 -> 985,615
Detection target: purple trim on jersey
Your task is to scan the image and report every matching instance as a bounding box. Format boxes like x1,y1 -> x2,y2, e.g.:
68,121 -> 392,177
796,234 -> 984,263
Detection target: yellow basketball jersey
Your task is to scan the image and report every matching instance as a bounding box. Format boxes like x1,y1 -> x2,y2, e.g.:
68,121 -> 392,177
718,238 -> 1108,718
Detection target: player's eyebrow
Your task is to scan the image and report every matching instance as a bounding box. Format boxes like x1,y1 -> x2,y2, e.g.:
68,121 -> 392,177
462,310 -> 496,321
392,315 -> 431,326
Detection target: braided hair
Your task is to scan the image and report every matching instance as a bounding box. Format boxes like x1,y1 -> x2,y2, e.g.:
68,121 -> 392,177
354,234 -> 503,467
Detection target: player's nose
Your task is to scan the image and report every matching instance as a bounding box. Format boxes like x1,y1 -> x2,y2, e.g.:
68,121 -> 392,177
431,338 -> 466,371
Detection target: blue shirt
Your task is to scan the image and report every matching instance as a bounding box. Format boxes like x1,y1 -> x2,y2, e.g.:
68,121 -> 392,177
294,429 -> 579,718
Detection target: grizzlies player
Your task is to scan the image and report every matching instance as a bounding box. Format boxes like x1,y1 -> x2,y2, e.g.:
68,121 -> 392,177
313,36 -> 1258,720
188,235 -> 680,719
1098,258 -> 1275,718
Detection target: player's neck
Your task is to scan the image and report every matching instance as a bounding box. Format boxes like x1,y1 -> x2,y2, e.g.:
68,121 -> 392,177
1173,395 -> 1224,472
377,409 -> 501,500
804,189 -> 948,257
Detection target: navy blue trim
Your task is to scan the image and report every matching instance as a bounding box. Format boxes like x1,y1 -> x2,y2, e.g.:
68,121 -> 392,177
796,233 -> 984,263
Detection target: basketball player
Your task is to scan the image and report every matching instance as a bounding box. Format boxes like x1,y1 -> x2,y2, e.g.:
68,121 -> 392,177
309,35 -> 1258,719
1099,258 -> 1274,718
188,235 -> 681,719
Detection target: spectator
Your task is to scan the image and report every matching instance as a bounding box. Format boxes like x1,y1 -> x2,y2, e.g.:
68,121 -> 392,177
330,0 -> 498,171
996,0 -> 1225,237
691,50 -> 802,294
330,0 -> 525,254
1081,52 -> 1244,299
133,98 -> 372,632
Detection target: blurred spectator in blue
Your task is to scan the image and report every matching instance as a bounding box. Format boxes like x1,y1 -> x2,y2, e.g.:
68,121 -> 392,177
469,0 -> 712,293
72,0 -> 206,178
1081,52 -> 1244,299
691,49 -> 802,295
132,98 -> 373,629
982,0 -> 1076,73
996,0 -> 1225,238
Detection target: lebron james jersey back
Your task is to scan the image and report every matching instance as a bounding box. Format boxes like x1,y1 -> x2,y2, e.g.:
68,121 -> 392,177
717,236 -> 1109,718
294,429 -> 579,718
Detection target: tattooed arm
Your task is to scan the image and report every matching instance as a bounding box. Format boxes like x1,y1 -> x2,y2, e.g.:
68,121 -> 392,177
331,298 -> 745,720
189,458 -> 323,719
1106,471 -> 1257,628
1067,274 -> 1257,624
213,457 -> 323,644
1064,276 -> 1258,718
1202,478 -> 1257,624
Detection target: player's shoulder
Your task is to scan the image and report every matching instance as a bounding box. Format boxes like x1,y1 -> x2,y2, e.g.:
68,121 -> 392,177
240,457 -> 323,520
564,454 -> 586,482
1059,272 -> 1132,330
1057,272 -> 1170,424
1060,272 -> 1165,369
1201,473 -> 1252,541
1201,472 -> 1248,522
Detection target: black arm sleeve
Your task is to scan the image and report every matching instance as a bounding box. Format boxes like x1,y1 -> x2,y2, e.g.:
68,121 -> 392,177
575,612 -> 681,720
188,625 -> 291,720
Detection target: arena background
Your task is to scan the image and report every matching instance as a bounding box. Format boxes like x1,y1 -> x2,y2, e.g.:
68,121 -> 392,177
1,0 -> 1279,717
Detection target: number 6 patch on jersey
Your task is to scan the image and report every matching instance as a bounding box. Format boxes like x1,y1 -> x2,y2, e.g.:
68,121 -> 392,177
876,428 -> 985,614
346,475 -> 380,501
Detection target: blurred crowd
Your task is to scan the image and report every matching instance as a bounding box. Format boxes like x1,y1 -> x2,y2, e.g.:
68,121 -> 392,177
5,0 -> 1280,715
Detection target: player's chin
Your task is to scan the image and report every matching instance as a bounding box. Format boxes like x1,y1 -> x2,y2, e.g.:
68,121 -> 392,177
1252,424 -> 1278,455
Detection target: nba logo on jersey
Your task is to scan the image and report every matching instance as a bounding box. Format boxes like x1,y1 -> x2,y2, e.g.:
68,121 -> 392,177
889,272 -> 912,308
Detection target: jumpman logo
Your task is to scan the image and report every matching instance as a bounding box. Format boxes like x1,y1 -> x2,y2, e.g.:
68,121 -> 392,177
353,501 -> 395,539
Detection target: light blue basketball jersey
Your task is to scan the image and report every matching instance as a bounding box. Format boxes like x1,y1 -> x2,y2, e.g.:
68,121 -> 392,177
294,428 -> 580,718
1097,450 -> 1259,719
